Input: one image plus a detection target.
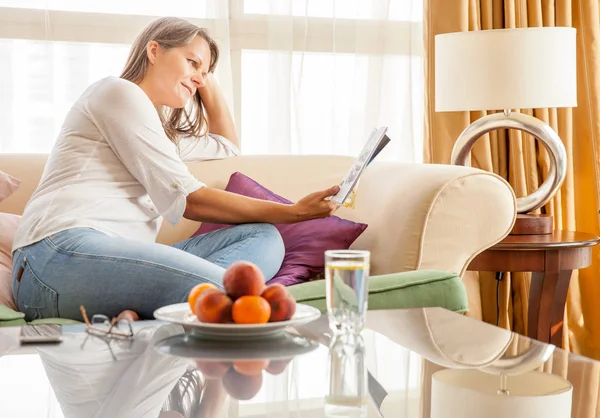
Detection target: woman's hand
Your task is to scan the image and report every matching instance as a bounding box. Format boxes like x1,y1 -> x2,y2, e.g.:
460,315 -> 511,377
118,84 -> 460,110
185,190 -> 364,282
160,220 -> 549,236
198,74 -> 239,148
291,185 -> 341,222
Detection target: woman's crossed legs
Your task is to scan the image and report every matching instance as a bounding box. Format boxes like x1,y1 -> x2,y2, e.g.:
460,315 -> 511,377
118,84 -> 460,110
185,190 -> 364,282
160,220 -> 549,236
11,224 -> 284,321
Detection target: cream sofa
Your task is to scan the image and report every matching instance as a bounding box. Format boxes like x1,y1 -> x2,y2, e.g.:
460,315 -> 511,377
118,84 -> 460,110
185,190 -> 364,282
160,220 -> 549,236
0,153 -> 516,315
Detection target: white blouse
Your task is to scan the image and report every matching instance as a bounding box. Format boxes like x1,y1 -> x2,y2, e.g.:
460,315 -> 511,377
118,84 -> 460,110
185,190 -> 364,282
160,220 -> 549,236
12,76 -> 239,251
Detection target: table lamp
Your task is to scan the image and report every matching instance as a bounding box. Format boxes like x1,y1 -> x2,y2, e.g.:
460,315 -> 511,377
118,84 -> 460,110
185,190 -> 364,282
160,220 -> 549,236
435,27 -> 577,234
431,369 -> 573,418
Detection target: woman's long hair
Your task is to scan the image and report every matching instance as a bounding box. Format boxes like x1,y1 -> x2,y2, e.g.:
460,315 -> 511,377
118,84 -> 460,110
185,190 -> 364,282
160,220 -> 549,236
120,17 -> 219,144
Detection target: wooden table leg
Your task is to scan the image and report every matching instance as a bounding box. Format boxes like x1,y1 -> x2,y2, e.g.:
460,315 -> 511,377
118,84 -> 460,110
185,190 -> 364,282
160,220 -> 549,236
550,270 -> 573,346
527,264 -> 572,346
528,271 -> 544,341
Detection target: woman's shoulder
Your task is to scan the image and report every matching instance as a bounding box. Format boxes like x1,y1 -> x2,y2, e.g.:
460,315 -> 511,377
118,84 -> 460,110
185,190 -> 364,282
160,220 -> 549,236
81,76 -> 149,109
93,76 -> 137,90
81,76 -> 141,99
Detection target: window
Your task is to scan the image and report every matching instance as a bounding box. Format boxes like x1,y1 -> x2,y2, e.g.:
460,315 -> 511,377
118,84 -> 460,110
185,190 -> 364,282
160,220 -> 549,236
0,39 -> 130,153
241,50 -> 423,161
0,0 -> 424,162
243,0 -> 422,22
0,0 -> 210,17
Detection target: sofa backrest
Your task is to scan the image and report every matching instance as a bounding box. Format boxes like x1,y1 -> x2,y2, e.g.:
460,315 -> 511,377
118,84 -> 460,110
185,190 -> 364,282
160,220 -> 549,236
0,153 -> 356,246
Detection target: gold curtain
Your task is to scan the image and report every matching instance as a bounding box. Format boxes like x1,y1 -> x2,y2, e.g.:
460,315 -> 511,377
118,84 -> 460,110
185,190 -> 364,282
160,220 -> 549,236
424,0 -> 600,358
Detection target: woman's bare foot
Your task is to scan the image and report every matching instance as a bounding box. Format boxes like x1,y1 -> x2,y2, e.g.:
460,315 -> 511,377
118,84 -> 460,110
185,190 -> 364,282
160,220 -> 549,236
115,310 -> 140,322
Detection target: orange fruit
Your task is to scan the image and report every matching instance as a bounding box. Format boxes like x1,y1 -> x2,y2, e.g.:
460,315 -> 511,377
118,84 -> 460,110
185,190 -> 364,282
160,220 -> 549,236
188,283 -> 217,312
232,296 -> 271,324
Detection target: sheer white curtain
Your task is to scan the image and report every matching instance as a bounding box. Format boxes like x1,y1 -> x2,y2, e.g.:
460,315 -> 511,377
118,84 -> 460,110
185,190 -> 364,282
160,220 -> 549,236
0,0 -> 232,154
0,0 -> 423,163
237,0 -> 424,162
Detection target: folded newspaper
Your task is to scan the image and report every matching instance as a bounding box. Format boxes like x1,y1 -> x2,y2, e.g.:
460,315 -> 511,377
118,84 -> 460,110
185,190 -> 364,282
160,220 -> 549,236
331,126 -> 390,208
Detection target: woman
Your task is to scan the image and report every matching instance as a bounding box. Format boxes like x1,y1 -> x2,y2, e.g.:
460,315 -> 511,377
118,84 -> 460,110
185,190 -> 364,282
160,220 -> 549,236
11,17 -> 339,322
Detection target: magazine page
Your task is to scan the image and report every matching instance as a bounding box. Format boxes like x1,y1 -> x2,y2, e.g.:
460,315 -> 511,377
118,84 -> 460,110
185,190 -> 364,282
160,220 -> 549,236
331,127 -> 390,206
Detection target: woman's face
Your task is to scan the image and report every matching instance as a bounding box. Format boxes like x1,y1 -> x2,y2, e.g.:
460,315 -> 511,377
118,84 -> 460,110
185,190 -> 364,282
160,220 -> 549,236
145,35 -> 211,108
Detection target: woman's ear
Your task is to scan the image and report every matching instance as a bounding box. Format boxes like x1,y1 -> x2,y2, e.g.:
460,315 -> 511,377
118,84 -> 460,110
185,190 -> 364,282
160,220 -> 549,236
146,40 -> 160,65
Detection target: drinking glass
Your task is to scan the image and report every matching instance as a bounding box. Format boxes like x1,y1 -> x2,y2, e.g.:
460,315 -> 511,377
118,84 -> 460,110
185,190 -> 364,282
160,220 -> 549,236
324,333 -> 368,417
325,250 -> 370,337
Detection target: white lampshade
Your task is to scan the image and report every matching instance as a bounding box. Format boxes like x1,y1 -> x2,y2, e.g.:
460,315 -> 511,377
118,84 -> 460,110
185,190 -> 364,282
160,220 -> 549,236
431,369 -> 573,418
435,27 -> 577,111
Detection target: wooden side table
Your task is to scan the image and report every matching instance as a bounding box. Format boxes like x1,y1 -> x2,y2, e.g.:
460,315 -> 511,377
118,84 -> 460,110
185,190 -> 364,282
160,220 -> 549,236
468,230 -> 600,347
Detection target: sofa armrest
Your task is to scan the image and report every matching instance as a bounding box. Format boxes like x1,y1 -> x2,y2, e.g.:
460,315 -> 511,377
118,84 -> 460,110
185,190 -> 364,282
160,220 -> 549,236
349,161 -> 517,277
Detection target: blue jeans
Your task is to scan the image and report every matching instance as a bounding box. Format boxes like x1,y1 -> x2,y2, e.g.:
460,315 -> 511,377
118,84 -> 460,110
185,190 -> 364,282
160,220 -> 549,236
11,224 -> 285,321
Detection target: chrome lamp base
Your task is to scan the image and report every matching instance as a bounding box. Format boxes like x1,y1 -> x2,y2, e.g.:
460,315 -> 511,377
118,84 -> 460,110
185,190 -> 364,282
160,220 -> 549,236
451,111 -> 567,216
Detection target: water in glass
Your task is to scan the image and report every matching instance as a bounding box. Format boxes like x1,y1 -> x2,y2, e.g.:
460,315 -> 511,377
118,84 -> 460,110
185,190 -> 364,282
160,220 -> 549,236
325,250 -> 370,336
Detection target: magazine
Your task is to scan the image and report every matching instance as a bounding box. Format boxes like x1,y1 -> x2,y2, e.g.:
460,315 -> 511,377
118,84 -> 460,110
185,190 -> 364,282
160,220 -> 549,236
331,126 -> 390,206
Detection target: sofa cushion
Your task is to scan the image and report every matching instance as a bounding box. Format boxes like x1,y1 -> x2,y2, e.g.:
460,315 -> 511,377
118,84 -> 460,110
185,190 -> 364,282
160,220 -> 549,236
0,305 -> 24,321
0,305 -> 80,327
287,270 -> 468,313
192,172 -> 368,286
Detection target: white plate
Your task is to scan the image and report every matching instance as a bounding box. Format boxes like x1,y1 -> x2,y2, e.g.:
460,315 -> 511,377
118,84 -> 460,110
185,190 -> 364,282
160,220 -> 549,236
153,302 -> 322,340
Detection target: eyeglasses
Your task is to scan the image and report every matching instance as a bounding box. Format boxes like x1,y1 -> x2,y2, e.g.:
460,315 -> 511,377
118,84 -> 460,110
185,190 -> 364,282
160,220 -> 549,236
79,305 -> 134,340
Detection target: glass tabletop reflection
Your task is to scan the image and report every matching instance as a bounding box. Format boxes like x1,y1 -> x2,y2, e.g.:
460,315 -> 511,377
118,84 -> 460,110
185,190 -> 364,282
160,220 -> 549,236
0,308 -> 597,418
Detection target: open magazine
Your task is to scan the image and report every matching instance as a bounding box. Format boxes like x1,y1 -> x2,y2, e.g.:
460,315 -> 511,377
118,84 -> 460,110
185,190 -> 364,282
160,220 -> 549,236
331,126 -> 390,206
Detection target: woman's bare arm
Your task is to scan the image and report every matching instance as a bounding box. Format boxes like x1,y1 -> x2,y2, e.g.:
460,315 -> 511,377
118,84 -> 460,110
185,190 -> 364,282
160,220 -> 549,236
184,185 -> 340,225
199,74 -> 239,148
190,76 -> 339,225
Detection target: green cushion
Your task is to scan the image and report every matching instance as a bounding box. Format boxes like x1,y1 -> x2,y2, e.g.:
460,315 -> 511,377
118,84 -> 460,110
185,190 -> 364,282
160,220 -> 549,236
29,318 -> 81,325
287,269 -> 468,314
0,305 -> 25,321
0,305 -> 26,327
0,270 -> 468,327
0,305 -> 81,327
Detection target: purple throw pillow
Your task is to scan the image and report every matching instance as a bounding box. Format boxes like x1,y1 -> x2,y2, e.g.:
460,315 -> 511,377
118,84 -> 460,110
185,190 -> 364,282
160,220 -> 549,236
192,172 -> 368,286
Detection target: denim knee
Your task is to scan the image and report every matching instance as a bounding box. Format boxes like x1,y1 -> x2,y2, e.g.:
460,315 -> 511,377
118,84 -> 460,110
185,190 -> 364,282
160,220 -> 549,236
254,223 -> 285,276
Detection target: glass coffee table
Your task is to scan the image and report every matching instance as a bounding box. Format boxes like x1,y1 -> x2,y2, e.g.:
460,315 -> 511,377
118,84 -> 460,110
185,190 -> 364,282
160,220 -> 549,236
0,307 -> 596,417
